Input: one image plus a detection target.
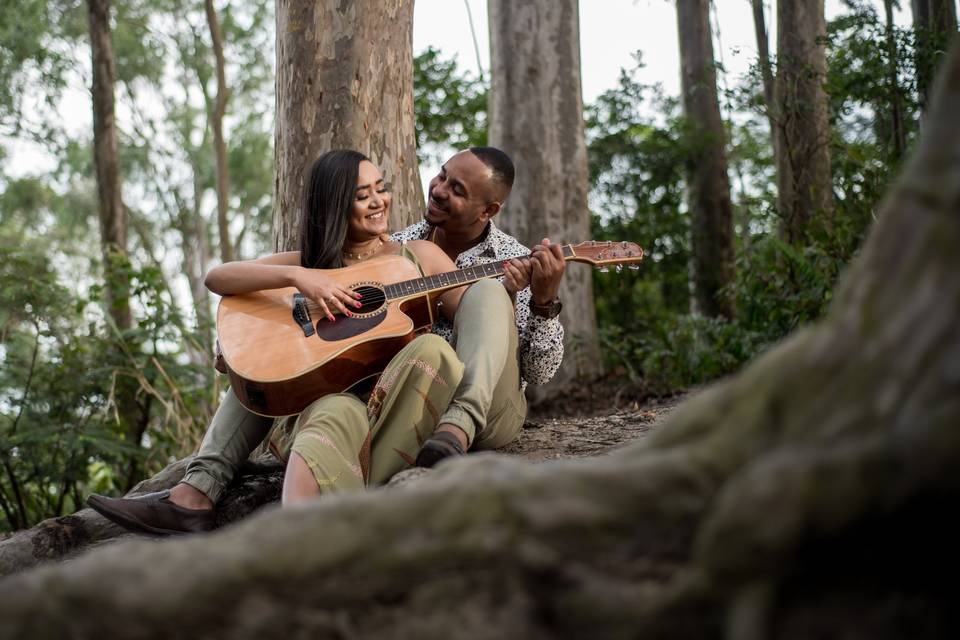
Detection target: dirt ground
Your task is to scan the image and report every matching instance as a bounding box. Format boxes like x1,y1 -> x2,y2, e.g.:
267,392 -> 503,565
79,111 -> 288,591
504,391 -> 685,462
385,385 -> 685,488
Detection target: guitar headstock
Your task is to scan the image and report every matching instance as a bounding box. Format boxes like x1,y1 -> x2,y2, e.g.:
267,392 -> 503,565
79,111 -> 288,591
566,241 -> 644,272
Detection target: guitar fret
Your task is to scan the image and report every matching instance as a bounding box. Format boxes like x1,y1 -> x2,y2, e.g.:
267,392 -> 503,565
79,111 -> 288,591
382,242 -> 636,302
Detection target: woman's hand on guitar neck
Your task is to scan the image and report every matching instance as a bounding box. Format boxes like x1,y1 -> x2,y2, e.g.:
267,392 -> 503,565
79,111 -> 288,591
293,269 -> 362,321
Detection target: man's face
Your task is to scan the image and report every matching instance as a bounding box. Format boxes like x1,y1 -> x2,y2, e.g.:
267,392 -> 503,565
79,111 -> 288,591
426,151 -> 497,235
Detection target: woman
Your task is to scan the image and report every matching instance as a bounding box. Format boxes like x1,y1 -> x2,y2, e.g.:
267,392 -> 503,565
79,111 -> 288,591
205,150 -> 471,503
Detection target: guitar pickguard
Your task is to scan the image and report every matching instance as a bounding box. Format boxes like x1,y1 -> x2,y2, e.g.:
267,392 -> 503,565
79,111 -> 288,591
314,310 -> 387,342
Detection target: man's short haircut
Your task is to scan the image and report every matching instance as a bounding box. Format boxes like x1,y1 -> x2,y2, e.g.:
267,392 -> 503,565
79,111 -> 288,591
469,146 -> 515,197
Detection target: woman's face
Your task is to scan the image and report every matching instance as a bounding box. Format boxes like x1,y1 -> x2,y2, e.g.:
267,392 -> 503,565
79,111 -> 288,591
348,160 -> 391,241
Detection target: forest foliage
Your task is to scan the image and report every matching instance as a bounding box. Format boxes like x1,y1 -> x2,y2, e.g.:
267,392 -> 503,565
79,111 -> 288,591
0,0 -> 943,531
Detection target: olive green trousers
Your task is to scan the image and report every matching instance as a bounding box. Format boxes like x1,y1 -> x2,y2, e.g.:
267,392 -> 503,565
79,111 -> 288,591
182,280 -> 525,500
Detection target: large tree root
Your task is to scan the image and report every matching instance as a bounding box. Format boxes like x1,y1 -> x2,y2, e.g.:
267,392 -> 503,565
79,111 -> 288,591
0,457 -> 284,577
1,43 -> 958,640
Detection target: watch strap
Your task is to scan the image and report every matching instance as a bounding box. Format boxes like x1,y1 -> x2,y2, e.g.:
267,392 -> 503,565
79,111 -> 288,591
530,296 -> 562,319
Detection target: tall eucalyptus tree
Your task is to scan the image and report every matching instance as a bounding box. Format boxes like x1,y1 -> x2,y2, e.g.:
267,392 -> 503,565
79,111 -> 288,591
488,0 -> 601,389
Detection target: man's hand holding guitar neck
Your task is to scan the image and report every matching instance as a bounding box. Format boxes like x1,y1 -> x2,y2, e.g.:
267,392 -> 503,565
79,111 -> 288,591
501,238 -> 566,315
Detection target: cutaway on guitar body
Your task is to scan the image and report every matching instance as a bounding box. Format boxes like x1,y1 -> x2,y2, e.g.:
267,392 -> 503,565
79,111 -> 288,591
216,255 -> 433,417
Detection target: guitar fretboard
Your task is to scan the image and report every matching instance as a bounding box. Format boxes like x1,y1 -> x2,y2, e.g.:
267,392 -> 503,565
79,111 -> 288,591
383,245 -> 575,300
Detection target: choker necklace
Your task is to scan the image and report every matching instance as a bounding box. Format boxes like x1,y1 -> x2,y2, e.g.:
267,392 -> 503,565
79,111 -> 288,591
343,237 -> 383,261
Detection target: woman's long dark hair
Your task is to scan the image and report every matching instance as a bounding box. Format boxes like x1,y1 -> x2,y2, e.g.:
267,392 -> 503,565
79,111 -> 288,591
299,149 -> 369,269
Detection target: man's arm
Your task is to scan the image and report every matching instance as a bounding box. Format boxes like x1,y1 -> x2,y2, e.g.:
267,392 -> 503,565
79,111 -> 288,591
514,286 -> 565,385
507,237 -> 567,385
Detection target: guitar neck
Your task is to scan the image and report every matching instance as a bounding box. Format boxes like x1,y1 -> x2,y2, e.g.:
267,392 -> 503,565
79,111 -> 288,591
383,245 -> 580,301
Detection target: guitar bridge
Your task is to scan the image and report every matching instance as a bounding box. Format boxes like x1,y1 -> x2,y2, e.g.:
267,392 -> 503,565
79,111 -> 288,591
292,293 -> 315,337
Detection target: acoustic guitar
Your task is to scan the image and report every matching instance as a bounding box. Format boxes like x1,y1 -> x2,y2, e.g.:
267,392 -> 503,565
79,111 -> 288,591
216,241 -> 643,416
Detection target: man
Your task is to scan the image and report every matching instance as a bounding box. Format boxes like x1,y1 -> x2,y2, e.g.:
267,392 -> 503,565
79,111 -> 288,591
87,147 -> 566,534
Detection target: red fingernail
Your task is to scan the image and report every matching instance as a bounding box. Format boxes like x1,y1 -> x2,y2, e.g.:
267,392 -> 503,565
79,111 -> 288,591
346,311 -> 352,317
355,293 -> 362,299
354,302 -> 362,308
328,314 -> 335,322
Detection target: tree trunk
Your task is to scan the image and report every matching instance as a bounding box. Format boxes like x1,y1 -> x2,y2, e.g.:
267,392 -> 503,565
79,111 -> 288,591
885,0 -> 908,161
176,202 -> 214,360
273,0 -> 422,252
775,0 -> 834,245
911,0 -> 959,117
751,0 -> 778,158
488,0 -> 602,391
676,0 -> 736,319
88,0 -> 130,331
87,0 -> 145,488
205,0 -> 234,264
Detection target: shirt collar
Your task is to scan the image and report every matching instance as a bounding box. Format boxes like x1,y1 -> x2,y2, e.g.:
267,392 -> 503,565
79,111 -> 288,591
405,218 -> 515,263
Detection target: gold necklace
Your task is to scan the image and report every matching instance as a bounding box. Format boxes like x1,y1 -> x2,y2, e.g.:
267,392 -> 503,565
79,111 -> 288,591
343,237 -> 383,261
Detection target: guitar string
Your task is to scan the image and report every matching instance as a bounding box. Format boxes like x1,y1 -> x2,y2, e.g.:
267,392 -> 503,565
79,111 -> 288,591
301,263 -> 509,312
296,244 -> 633,312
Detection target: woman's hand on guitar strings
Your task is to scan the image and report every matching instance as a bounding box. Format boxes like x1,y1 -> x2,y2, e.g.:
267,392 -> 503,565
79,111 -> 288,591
294,269 -> 362,321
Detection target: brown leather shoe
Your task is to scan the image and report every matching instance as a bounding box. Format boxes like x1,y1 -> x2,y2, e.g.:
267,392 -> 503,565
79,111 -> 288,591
86,490 -> 216,536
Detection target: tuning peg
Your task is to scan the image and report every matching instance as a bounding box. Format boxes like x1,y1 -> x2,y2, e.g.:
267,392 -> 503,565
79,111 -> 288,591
628,265 -> 640,270
615,265 -> 622,273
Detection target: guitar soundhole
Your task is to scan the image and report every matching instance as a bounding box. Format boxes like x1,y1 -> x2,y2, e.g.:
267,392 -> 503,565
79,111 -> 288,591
353,285 -> 386,314
314,284 -> 388,342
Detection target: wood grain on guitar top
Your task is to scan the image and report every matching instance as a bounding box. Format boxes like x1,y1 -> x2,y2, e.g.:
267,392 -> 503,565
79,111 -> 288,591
216,255 -> 435,417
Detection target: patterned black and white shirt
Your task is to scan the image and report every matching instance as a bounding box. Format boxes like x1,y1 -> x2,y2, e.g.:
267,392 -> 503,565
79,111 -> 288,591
391,219 -> 564,388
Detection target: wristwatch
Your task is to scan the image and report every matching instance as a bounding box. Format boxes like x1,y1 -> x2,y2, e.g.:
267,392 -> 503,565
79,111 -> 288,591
530,296 -> 562,319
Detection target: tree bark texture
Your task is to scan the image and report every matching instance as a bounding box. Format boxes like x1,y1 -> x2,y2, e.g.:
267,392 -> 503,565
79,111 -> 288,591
0,457 -> 283,577
775,0 -> 834,245
205,0 -> 235,264
2,44 -> 958,637
87,0 -> 131,331
676,0 -> 736,319
273,0 -> 423,252
911,0 -> 959,116
488,0 -> 602,391
751,0 -> 778,158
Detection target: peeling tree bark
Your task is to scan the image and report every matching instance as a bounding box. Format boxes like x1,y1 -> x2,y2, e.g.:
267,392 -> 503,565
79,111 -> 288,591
273,0 -> 423,252
1,41 -> 959,640
488,0 -> 601,392
676,0 -> 736,319
776,0 -> 834,244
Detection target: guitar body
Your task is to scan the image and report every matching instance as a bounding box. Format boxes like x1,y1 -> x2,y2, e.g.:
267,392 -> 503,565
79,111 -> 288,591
216,255 -> 436,417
